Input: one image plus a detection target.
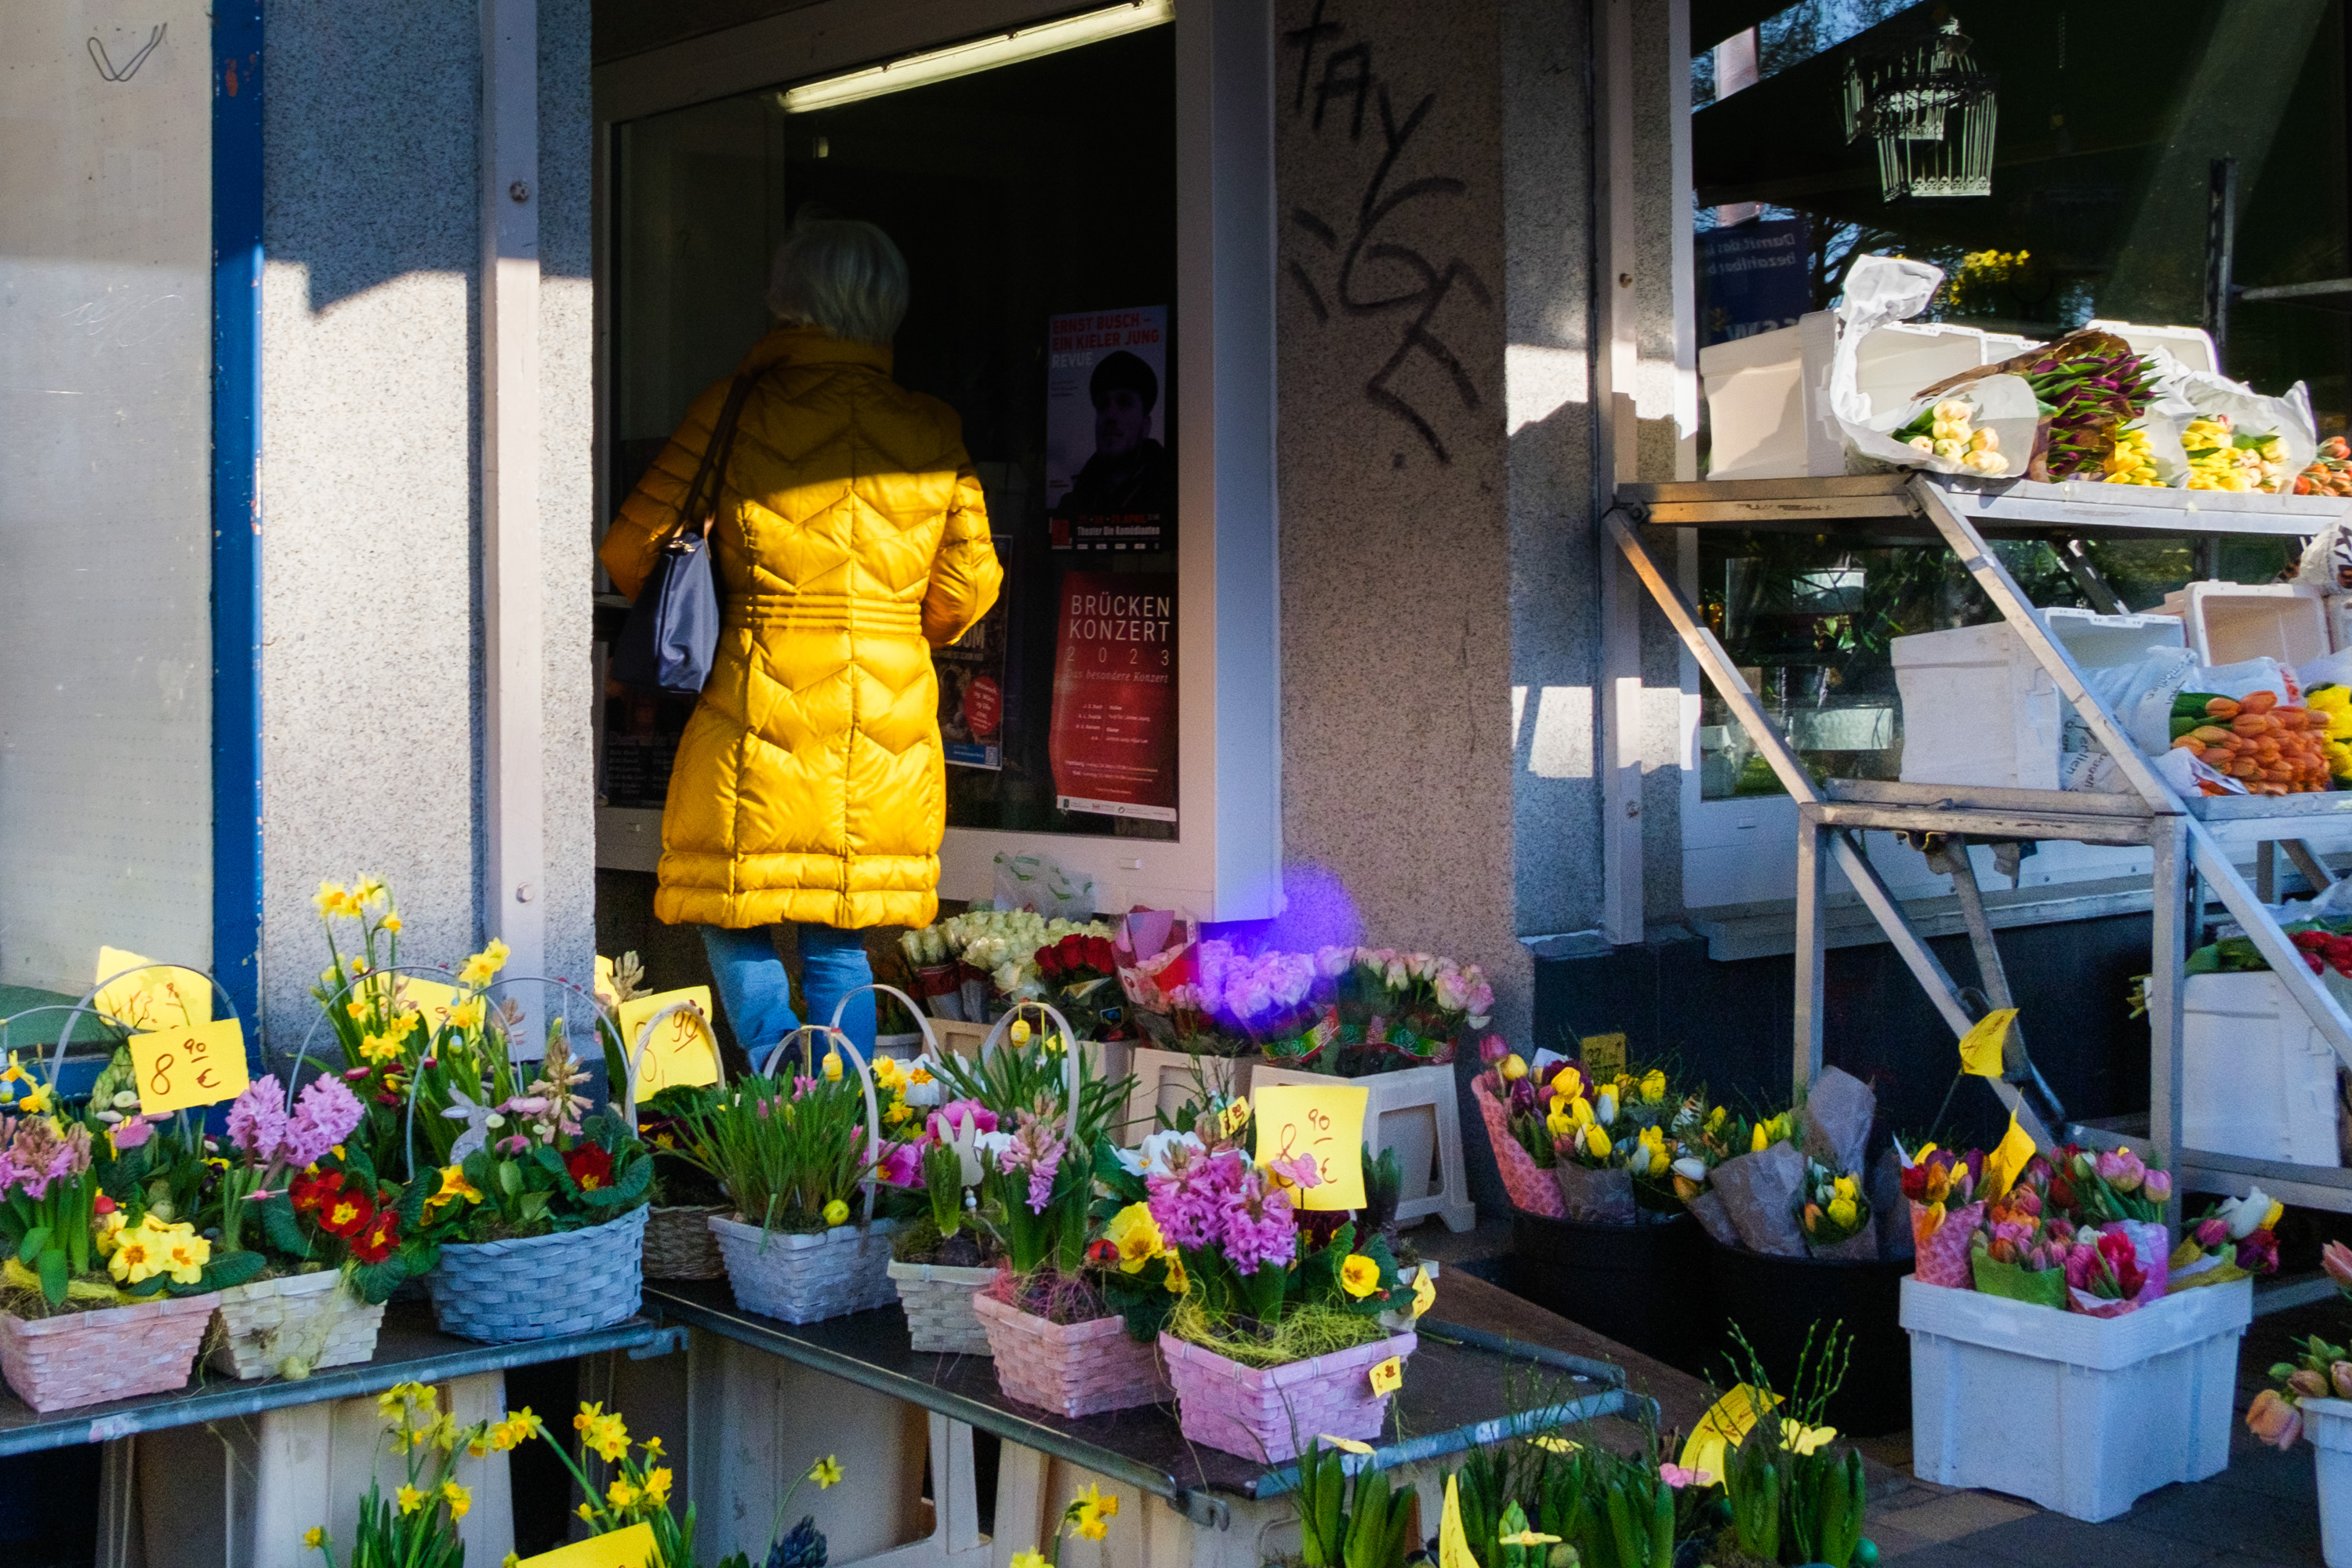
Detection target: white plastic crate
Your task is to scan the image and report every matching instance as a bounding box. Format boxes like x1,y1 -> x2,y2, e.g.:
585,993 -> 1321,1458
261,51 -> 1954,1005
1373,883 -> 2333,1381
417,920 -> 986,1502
1903,1275 -> 2252,1523
1700,314 -> 2038,480
2085,318 -> 2221,375
2184,969 -> 2347,1167
2303,1396 -> 2352,1567
1893,608 -> 2184,789
2182,583 -> 2332,668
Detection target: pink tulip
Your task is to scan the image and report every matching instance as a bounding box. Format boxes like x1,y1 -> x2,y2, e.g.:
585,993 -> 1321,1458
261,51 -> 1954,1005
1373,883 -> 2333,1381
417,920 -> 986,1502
1479,1034 -> 1509,1065
2331,1362 -> 2352,1400
2095,1149 -> 2147,1194
2142,1169 -> 2172,1202
2324,1240 -> 2352,1290
2290,1368 -> 2328,1399
2249,1389 -> 2304,1450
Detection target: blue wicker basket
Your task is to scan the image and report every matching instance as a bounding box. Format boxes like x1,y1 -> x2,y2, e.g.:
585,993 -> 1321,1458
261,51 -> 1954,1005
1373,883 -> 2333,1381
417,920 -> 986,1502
426,1205 -> 648,1342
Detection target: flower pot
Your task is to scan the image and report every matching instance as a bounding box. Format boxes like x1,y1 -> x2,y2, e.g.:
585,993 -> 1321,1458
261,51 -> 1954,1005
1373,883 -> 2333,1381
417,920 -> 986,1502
642,1203 -> 729,1280
1160,1329 -> 1417,1464
887,1259 -> 998,1356
209,1269 -> 386,1381
971,1289 -> 1169,1417
710,1213 -> 900,1325
1707,1239 -> 1910,1436
2304,1396 -> 2352,1566
426,1205 -> 648,1343
0,1292 -> 218,1413
1471,1079 -> 1564,1218
1904,1275 -> 2252,1522
1508,1209 -> 1711,1373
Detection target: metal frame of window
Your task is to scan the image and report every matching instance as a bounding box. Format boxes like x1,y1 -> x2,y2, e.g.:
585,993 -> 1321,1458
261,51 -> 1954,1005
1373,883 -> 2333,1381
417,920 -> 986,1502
590,0 -> 1283,921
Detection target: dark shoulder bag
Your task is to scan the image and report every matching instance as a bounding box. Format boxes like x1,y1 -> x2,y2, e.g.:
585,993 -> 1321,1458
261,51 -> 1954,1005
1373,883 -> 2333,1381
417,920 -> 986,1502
612,370 -> 764,695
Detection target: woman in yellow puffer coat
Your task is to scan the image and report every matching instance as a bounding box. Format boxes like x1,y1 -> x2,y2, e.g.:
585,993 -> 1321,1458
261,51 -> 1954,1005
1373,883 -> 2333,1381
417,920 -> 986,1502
599,219 -> 1002,1059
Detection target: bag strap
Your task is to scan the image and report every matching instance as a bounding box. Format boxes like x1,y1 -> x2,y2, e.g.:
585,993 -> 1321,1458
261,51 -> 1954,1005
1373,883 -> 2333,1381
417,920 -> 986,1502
673,368 -> 767,544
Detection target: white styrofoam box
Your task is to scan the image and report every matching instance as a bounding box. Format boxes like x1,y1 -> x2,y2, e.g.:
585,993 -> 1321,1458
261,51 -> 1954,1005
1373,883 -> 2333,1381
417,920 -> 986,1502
2180,582 -> 2332,668
1903,1275 -> 2253,1522
1893,608 -> 2185,789
2086,318 -> 2221,376
2184,969 -> 2347,1167
2303,1396 -> 2352,1567
1700,313 -> 2041,480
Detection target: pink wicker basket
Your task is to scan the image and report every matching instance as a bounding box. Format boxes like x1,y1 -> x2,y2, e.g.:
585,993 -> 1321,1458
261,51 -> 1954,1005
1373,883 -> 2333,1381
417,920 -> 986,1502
0,1292 -> 218,1413
1160,1329 -> 1416,1463
972,1290 -> 1170,1417
1472,1080 -> 1564,1218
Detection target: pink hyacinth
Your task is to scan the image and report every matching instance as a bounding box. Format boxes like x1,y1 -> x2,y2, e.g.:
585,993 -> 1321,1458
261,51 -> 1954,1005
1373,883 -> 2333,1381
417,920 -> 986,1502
1148,1146 -> 1243,1251
285,1076 -> 364,1167
1219,1160 -> 1299,1276
1000,1109 -> 1067,1215
226,1076 -> 291,1163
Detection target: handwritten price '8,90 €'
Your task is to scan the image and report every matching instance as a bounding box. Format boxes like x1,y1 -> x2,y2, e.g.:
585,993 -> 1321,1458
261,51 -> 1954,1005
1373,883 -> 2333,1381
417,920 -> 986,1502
617,986 -> 721,1095
131,1018 -> 252,1115
1250,1083 -> 1367,1211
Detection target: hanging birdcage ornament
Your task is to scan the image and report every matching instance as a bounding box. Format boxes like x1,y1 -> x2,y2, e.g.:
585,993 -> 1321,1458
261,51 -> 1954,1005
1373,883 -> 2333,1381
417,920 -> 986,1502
1842,13 -> 1998,200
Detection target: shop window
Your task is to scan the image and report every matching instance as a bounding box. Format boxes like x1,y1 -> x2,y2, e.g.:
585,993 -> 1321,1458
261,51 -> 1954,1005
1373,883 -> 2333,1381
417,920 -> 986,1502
1686,0 -> 2344,808
0,9 -> 214,1004
604,20 -> 1178,842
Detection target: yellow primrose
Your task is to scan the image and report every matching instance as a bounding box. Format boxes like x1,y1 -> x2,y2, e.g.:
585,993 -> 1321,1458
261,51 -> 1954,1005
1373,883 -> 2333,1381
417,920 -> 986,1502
1102,1202 -> 1167,1272
163,1230 -> 210,1285
1163,1251 -> 1189,1294
1338,1254 -> 1382,1298
425,1164 -> 485,1214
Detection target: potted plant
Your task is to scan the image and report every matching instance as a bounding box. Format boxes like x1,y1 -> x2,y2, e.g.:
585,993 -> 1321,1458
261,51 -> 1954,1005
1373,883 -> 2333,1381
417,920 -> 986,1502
669,1035 -> 916,1324
298,1380 -> 539,1568
0,1101 -> 256,1411
205,1070 -> 422,1379
1143,1126 -> 1428,1463
887,1101 -> 1005,1355
415,1011 -> 655,1342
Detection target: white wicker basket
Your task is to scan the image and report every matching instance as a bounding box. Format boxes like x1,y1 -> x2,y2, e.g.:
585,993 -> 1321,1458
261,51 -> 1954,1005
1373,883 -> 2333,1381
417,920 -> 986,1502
886,1260 -> 996,1356
710,1214 -> 901,1325
209,1268 -> 386,1380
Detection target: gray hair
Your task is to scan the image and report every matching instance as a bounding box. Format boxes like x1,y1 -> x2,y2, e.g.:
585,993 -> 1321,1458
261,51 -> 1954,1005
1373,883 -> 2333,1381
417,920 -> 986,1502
766,218 -> 909,344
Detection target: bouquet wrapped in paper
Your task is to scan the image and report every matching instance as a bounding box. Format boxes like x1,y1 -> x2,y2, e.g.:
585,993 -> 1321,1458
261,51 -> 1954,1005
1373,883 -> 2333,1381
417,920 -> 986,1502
1899,1145 -> 1984,1287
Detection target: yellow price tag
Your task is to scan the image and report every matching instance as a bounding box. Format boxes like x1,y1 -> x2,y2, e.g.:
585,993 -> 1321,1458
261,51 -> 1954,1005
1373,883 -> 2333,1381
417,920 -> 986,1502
515,1523 -> 661,1568
1958,1008 -> 2016,1078
1368,1355 -> 1403,1396
595,954 -> 619,1010
399,977 -> 463,1031
1579,1033 -> 1627,1077
1678,1383 -> 1779,1482
1253,1083 -> 1368,1210
1218,1096 -> 1251,1139
95,948 -> 210,1033
130,1018 -> 250,1114
1981,1109 -> 2038,1202
619,988 -> 721,1094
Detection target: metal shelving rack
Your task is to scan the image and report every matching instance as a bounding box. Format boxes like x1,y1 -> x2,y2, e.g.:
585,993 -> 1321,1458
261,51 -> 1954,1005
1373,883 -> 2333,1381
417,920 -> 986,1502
1611,472 -> 2352,1218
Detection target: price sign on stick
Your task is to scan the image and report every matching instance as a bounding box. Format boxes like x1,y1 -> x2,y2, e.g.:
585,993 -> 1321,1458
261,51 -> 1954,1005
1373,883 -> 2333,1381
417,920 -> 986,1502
1368,1356 -> 1404,1396
1252,1083 -> 1367,1210
399,977 -> 462,1031
516,1523 -> 660,1568
131,1018 -> 250,1114
618,987 -> 721,1094
1958,1008 -> 2016,1079
1579,1033 -> 1627,1077
95,947 -> 211,1033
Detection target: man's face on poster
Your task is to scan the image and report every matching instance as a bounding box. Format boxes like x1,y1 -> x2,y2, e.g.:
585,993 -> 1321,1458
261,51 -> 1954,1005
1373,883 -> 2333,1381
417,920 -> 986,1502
1093,387 -> 1150,459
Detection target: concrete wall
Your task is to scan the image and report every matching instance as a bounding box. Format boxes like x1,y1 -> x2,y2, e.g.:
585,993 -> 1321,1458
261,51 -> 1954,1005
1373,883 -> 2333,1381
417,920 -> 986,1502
256,1 -> 593,1051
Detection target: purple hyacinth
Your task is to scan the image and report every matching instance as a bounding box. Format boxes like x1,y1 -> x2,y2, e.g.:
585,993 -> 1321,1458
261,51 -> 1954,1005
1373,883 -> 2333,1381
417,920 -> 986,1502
226,1076 -> 291,1163
283,1076 -> 364,1167
1219,1161 -> 1299,1276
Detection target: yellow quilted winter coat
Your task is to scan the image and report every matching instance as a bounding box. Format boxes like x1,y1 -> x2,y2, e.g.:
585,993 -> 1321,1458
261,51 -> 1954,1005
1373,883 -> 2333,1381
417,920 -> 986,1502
600,326 -> 1001,931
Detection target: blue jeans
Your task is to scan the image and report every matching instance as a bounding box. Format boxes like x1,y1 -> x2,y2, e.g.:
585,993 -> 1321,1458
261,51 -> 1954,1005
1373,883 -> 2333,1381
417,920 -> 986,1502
699,924 -> 876,1072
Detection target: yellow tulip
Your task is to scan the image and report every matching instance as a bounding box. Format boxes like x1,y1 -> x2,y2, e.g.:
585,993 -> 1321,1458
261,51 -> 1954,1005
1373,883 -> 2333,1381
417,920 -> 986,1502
1582,1123 -> 1610,1160
1500,1054 -> 1526,1082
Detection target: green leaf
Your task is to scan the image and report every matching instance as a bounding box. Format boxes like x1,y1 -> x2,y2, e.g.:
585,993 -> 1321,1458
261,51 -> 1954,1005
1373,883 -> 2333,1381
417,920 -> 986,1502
341,1141 -> 378,1189
36,1247 -> 66,1308
497,1160 -> 523,1197
349,1258 -> 408,1305
260,1195 -> 314,1261
186,1248 -> 267,1294
17,1225 -> 49,1265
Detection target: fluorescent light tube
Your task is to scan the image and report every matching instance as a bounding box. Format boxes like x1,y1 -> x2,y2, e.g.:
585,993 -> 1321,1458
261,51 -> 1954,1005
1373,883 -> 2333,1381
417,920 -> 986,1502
777,0 -> 1174,114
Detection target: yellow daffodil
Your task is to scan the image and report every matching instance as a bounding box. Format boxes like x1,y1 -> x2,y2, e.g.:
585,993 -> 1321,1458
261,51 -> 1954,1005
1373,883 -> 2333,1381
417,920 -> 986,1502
396,1485 -> 425,1515
381,913 -> 403,934
314,880 -> 354,918
574,1402 -> 630,1463
1338,1254 -> 1381,1298
1102,1202 -> 1166,1272
577,1504 -> 597,1523
607,1476 -> 641,1510
0,1052 -> 26,1087
448,996 -> 486,1032
303,1527 -> 326,1551
811,1455 -> 844,1489
442,1483 -> 471,1521
644,1467 -> 673,1506
872,1055 -> 906,1091
1010,1554 -> 1049,1568
1780,1418 -> 1838,1455
457,939 -> 511,989
642,1436 -> 663,1459
822,1198 -> 851,1227
18,1084 -> 50,1116
360,1033 -> 403,1063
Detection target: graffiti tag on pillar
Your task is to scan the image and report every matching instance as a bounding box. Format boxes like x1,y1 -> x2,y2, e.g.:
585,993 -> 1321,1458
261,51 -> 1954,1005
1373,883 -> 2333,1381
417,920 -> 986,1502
1281,0 -> 1490,466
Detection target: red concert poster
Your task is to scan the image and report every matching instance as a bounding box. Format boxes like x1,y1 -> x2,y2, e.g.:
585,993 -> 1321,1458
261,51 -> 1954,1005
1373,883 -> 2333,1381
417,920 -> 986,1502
1047,571 -> 1178,822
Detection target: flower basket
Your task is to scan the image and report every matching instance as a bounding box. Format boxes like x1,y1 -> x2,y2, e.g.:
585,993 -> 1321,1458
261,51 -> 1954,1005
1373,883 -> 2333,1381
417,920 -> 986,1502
710,1213 -> 901,1325
1508,1209 -> 1709,1372
209,1269 -> 386,1381
972,1289 -> 1170,1417
1471,1078 -> 1564,1218
1707,1239 -> 1910,1436
1159,1329 -> 1417,1463
2303,1396 -> 2352,1566
887,1259 -> 997,1356
0,1293 -> 218,1413
426,1205 -> 648,1343
642,1203 -> 729,1280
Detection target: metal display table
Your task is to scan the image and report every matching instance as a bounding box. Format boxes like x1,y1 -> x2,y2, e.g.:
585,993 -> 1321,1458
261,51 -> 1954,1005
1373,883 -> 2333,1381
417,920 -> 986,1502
1611,472 -> 2352,1218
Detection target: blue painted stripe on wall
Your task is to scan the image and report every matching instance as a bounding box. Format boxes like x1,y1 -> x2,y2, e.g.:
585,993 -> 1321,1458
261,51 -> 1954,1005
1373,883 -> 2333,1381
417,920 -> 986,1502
212,5 -> 263,1029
